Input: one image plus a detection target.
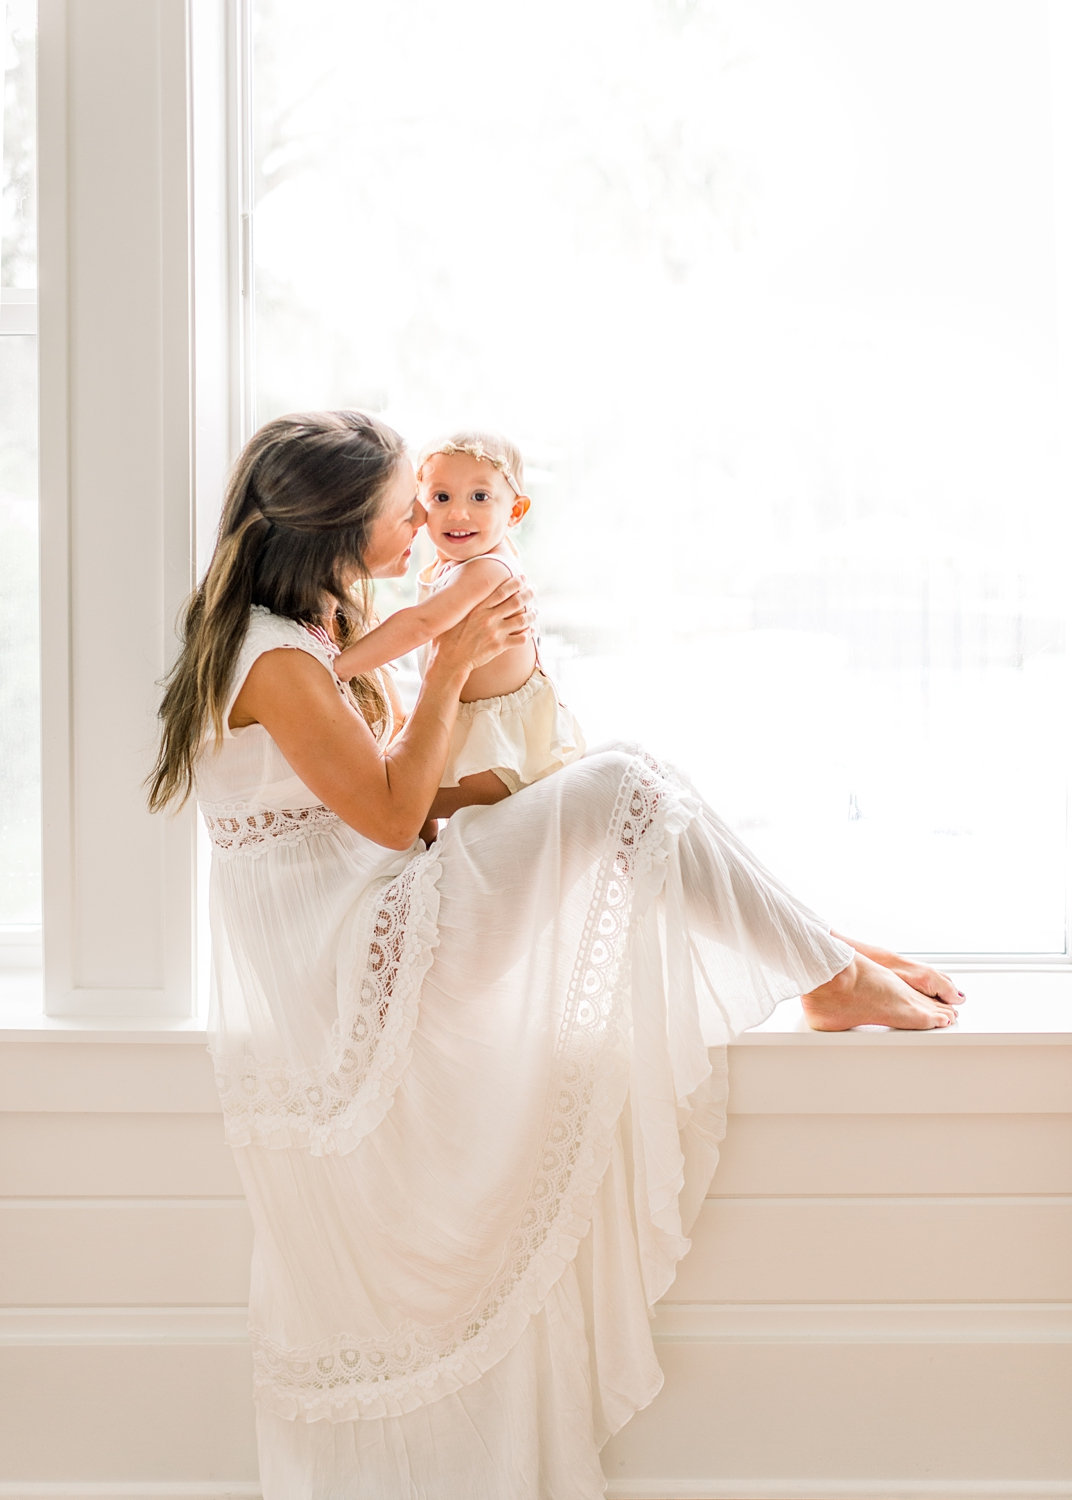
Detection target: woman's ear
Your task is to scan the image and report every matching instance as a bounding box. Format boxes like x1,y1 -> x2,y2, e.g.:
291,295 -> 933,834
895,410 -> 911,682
509,495 -> 531,526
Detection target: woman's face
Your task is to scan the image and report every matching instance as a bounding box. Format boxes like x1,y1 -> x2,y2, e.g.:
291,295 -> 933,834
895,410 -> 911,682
362,458 -> 426,578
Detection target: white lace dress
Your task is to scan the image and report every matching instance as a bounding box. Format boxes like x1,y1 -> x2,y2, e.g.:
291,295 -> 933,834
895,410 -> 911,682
196,606 -> 853,1500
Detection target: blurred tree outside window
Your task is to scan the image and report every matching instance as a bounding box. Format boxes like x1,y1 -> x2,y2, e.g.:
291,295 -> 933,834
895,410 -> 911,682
248,0 -> 1069,958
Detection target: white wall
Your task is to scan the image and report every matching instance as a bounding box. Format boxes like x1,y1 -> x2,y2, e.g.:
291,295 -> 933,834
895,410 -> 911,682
1,1034 -> 1070,1499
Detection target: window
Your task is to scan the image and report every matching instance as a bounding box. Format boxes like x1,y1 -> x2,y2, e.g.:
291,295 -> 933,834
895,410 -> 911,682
6,1 -> 1069,1026
248,0 -> 1072,961
8,0 -> 200,1020
0,0 -> 39,967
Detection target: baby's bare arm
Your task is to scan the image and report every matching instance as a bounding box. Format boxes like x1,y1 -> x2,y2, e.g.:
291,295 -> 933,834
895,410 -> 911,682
334,559 -> 512,679
334,605 -> 444,680
428,772 -> 512,819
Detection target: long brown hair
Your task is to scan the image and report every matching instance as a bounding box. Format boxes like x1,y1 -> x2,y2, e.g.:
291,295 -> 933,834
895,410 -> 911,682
148,410 -> 406,811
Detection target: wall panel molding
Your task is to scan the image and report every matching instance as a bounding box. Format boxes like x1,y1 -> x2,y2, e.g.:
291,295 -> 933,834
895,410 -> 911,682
3,1302 -> 1070,1348
0,1489 -> 262,1500
0,1486 -> 1069,1500
605,1485 -> 1072,1500
2,1037 -> 1070,1115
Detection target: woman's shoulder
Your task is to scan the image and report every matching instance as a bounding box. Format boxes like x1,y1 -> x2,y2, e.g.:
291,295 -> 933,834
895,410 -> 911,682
242,606 -> 333,664
221,608 -> 338,739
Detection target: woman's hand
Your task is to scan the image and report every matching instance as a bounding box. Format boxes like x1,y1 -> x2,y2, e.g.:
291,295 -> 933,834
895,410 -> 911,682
428,575 -> 533,678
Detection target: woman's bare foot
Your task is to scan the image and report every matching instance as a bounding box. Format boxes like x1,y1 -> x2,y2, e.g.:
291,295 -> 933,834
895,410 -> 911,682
802,954 -> 959,1031
831,933 -> 963,1008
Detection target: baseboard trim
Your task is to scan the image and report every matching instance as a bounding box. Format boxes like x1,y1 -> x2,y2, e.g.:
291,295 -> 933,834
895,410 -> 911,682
0,1481 -> 1067,1500
604,1485 -> 1072,1500
0,1488 -> 261,1500
4,1303 -> 1069,1347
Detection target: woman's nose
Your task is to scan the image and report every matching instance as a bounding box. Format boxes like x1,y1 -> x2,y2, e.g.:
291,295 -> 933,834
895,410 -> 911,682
413,501 -> 427,532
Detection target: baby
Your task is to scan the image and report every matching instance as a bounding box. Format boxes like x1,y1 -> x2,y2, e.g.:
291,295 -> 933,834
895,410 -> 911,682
332,430 -> 585,799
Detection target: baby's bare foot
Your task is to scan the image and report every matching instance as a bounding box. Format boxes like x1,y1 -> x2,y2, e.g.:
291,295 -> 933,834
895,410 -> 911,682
802,954 -> 958,1031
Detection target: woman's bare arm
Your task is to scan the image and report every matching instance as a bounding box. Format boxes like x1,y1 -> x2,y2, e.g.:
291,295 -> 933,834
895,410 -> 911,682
230,577 -> 529,850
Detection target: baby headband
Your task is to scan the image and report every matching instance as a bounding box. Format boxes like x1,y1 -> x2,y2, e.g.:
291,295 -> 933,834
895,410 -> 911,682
423,439 -> 522,497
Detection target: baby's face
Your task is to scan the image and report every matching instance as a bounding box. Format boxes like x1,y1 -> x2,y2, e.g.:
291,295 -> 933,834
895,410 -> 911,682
419,452 -> 525,563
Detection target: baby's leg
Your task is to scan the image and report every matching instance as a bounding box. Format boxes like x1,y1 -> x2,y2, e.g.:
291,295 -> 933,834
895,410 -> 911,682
429,772 -> 512,821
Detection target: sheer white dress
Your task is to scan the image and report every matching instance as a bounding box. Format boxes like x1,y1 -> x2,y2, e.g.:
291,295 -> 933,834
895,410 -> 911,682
196,606 -> 853,1500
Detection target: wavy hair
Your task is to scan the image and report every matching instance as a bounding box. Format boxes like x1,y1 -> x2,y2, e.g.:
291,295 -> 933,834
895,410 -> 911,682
148,410 -> 406,811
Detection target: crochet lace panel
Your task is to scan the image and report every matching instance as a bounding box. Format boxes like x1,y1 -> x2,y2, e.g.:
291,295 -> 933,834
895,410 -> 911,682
212,850 -> 438,1155
249,751 -> 677,1420
203,804 -> 340,856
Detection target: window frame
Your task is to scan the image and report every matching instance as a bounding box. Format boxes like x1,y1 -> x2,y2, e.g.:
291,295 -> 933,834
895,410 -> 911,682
25,0 -> 202,1019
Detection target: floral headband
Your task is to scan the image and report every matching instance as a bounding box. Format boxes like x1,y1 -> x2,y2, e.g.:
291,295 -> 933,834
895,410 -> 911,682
420,439 -> 523,497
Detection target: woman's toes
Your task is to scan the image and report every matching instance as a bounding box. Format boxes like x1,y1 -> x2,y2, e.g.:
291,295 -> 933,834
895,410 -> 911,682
804,956 -> 964,1031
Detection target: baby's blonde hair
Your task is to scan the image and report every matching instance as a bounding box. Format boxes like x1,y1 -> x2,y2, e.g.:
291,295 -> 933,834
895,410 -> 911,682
417,430 -> 525,496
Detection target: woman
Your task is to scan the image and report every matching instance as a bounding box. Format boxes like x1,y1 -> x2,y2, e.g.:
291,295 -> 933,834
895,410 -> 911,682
150,411 -> 959,1500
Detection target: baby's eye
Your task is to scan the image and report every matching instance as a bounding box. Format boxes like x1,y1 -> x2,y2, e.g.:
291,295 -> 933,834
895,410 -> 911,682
471,491 -> 491,503
431,491 -> 450,504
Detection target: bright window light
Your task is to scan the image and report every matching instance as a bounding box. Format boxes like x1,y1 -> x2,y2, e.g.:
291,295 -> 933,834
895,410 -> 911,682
250,0 -> 1071,958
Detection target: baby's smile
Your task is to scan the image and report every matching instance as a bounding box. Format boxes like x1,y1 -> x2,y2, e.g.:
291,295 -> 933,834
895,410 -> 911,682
417,447 -> 531,562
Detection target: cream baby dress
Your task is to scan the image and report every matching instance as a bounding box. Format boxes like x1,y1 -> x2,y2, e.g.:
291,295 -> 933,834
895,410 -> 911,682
196,605 -> 853,1500
416,553 -> 585,792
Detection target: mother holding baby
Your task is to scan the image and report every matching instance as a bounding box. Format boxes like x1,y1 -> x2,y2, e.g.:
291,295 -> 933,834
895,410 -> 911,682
150,409 -> 960,1500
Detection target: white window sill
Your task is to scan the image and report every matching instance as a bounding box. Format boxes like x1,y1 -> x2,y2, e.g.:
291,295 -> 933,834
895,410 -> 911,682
0,968 -> 1070,1045
742,968 -> 1072,1045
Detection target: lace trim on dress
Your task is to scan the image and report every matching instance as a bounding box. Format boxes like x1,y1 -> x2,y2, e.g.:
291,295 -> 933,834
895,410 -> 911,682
202,804 -> 340,855
212,848 -> 441,1156
250,751 -> 702,1423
